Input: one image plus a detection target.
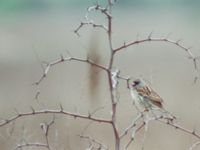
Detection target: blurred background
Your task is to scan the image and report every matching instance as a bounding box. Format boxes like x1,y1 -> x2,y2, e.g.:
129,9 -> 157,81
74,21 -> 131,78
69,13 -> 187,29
0,0 -> 200,149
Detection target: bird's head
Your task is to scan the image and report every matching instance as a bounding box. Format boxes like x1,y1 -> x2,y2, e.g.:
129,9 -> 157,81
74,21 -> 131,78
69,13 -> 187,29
131,79 -> 146,88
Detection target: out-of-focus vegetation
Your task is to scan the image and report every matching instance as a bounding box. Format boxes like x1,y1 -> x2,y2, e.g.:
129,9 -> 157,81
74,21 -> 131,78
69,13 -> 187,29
0,0 -> 200,14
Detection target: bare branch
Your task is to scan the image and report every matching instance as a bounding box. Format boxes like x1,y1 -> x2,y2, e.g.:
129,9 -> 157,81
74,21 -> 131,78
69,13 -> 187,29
117,74 -> 131,89
158,119 -> 200,139
79,135 -> 109,150
114,38 -> 194,57
0,108 -> 112,128
74,21 -> 108,36
33,55 -> 108,85
87,3 -> 111,18
189,141 -> 200,150
114,37 -> 199,76
125,122 -> 145,149
120,113 -> 143,139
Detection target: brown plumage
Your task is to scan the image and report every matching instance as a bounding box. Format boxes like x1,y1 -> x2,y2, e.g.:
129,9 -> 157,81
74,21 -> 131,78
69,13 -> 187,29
132,79 -> 164,109
136,86 -> 163,108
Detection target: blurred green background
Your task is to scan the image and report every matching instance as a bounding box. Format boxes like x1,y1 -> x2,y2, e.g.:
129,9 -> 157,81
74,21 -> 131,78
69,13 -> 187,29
0,0 -> 200,13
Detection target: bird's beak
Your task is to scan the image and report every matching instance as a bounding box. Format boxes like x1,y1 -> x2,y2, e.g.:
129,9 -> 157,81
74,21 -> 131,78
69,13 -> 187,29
131,82 -> 136,87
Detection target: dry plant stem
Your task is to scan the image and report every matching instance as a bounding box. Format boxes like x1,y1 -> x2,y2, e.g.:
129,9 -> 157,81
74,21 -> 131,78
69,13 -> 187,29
74,21 -> 108,36
159,120 -> 200,139
74,2 -> 112,36
106,1 -> 120,150
114,37 -> 198,70
34,56 -> 108,85
189,141 -> 200,150
119,114 -> 143,139
79,135 -> 109,150
123,114 -> 200,149
0,109 -> 112,127
125,122 -> 146,149
43,117 -> 55,150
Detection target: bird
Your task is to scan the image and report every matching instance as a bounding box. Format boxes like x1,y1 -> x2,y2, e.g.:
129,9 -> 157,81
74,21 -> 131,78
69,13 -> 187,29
130,78 -> 175,120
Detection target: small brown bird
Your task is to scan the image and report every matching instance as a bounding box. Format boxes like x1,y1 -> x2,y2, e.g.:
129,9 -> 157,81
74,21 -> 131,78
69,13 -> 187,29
130,79 -> 175,119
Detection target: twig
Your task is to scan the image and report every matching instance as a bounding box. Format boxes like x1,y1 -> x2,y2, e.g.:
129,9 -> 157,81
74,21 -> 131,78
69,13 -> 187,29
158,119 -> 200,139
125,122 -> 145,149
120,113 -> 143,139
33,55 -> 108,85
40,116 -> 56,150
79,135 -> 109,150
189,141 -> 200,150
0,108 -> 112,128
74,21 -> 108,36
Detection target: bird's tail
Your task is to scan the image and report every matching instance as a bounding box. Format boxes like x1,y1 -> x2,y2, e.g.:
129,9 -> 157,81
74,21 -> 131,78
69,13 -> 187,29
148,108 -> 177,122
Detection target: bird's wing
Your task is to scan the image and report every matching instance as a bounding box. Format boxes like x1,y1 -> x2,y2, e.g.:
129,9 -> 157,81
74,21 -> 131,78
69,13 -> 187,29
136,86 -> 164,108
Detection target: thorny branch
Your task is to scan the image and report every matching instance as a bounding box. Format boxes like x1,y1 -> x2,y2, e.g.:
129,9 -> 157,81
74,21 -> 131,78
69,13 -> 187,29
33,55 -> 108,85
189,141 -> 200,150
119,113 -> 143,139
124,114 -> 200,149
114,37 -> 199,70
74,2 -> 111,36
0,107 -> 111,128
74,21 -> 108,37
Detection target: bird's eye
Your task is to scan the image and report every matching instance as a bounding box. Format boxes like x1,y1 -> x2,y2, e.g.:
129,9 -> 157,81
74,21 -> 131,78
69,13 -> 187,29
132,80 -> 140,87
134,81 -> 140,85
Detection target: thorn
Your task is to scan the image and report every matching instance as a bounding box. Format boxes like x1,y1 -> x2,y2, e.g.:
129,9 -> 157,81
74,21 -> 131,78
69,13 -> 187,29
43,74 -> 46,78
166,119 -> 170,124
32,81 -> 39,86
88,112 -> 91,118
30,106 -> 35,114
35,91 -> 40,100
193,58 -> 198,70
40,123 -> 47,134
46,63 -> 51,73
60,54 -> 64,62
65,49 -> 72,58
176,39 -> 182,45
148,31 -> 153,40
4,119 -> 9,123
14,108 -> 19,115
192,129 -> 196,135
86,54 -> 90,62
59,103 -> 63,112
123,41 -> 126,48
80,22 -> 84,26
